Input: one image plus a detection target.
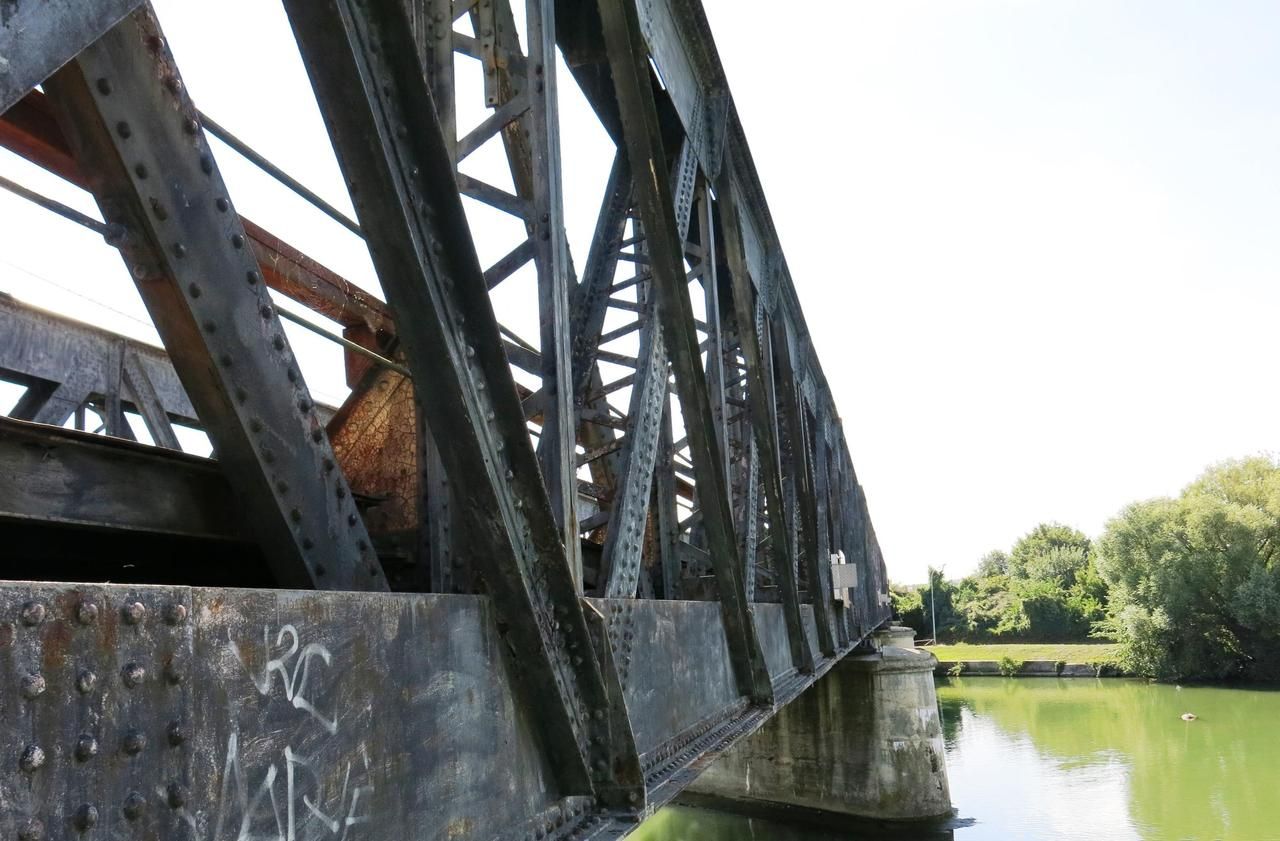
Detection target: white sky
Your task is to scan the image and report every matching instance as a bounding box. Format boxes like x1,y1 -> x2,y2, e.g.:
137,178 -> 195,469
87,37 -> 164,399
2,1 -> 1277,586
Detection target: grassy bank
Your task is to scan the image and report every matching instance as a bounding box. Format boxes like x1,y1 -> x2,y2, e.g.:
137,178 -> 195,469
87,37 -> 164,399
925,642 -> 1120,664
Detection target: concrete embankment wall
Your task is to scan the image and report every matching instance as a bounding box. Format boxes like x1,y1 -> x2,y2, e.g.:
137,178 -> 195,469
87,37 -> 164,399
934,660 -> 1121,677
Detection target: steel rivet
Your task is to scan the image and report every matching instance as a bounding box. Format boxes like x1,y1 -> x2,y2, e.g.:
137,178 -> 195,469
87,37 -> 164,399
166,77 -> 182,95
73,804 -> 98,832
234,387 -> 248,403
19,744 -> 45,772
76,601 -> 98,625
302,537 -> 314,550
116,121 -> 132,139
231,233 -> 244,249
75,669 -> 97,694
134,163 -> 148,179
311,428 -> 323,443
276,480 -> 289,494
75,734 -> 98,762
272,335 -> 286,351
368,565 -> 379,577
96,78 -> 112,95
290,508 -> 302,523
246,269 -> 261,285
19,673 -> 45,699
216,197 -> 230,213
184,117 -> 199,135
122,601 -> 146,625
122,792 -> 146,821
166,721 -> 186,747
163,603 -> 187,625
122,662 -> 146,688
259,304 -> 272,319
263,449 -> 275,464
314,564 -> 326,577
248,418 -> 263,433
188,282 -> 201,298
122,729 -> 146,756
347,514 -> 357,527
287,368 -> 299,383
335,485 -> 346,499
200,155 -> 213,174
203,320 -> 217,333
298,399 -> 311,413
323,458 -> 335,473
19,601 -> 45,626
166,782 -> 186,809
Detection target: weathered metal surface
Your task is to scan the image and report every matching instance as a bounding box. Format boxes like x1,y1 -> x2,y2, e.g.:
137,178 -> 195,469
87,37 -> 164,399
752,603 -> 796,686
0,582 -> 861,840
0,0 -> 143,114
0,417 -> 241,541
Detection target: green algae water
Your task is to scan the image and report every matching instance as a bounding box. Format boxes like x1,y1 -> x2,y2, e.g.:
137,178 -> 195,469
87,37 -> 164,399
630,678 -> 1280,841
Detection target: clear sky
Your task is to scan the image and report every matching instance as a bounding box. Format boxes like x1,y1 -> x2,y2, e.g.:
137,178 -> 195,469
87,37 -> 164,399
700,0 -> 1280,584
2,2 -> 1278,585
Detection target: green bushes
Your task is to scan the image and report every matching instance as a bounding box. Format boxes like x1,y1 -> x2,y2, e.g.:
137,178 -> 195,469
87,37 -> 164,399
1095,457 -> 1280,681
998,656 -> 1024,677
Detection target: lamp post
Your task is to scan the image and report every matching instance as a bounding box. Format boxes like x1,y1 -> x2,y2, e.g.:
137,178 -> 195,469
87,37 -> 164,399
930,571 -> 938,645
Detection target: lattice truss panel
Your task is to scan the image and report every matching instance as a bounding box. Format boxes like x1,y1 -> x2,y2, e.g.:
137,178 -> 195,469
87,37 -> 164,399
0,0 -> 893,836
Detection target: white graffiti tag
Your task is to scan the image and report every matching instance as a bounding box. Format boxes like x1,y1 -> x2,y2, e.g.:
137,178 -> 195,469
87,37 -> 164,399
231,624 -> 339,735
216,623 -> 376,841
213,733 -> 374,841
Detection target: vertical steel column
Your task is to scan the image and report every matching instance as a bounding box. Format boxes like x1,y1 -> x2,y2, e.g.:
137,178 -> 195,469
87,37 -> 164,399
597,0 -> 772,703
44,7 -> 386,592
526,0 -> 581,585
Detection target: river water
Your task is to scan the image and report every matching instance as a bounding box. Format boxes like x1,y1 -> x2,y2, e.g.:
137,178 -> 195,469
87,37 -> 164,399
630,677 -> 1280,841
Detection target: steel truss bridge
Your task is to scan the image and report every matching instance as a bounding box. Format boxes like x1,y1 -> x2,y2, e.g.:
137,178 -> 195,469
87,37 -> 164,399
0,1 -> 891,838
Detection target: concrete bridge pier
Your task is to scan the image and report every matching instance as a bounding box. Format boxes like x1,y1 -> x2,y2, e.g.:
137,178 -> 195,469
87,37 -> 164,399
684,631 -> 952,824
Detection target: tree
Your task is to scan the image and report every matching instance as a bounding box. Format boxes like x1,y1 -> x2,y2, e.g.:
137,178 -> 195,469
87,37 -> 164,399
1096,457 -> 1280,680
976,550 -> 1010,577
1009,522 -> 1092,585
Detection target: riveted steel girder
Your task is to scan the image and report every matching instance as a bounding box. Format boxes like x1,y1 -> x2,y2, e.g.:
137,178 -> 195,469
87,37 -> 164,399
42,7 -> 385,593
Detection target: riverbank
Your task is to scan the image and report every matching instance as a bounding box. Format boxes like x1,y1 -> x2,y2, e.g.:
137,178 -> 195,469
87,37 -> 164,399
925,642 -> 1126,677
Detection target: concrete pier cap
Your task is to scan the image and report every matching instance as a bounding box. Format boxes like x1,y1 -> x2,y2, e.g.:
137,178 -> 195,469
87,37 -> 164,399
685,629 -> 952,824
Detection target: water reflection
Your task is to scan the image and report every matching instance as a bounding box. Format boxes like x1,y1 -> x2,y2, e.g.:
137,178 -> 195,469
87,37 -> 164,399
633,679 -> 1280,840
937,677 -> 1280,840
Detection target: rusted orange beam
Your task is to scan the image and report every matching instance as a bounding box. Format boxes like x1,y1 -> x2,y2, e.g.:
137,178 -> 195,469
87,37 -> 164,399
1,91 -> 392,338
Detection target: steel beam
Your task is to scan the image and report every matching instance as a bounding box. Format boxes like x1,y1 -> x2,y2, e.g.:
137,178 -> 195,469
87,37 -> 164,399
0,416 -> 240,540
716,181 -> 815,673
597,0 -> 771,704
43,8 -> 383,592
0,0 -> 142,114
281,0 -> 640,803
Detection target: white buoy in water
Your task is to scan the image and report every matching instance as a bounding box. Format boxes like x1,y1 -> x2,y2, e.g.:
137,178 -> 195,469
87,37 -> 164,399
1181,713 -> 1197,721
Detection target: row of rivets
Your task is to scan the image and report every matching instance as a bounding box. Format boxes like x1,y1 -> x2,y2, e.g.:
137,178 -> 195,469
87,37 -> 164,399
21,718 -> 184,770
15,600 -> 185,627
14,784 -> 185,839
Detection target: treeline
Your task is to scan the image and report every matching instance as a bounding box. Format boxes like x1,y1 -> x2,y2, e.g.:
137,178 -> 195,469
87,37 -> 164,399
892,523 -> 1107,644
893,456 -> 1280,682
